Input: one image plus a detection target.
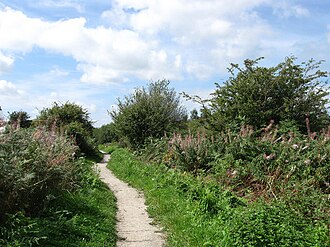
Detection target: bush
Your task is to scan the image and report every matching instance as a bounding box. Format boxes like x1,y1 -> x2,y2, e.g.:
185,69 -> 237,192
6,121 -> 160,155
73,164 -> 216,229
226,201 -> 329,246
93,123 -> 119,145
0,127 -> 80,219
110,80 -> 187,148
8,111 -> 32,128
190,57 -> 329,132
211,123 -> 330,199
165,131 -> 220,172
141,121 -> 329,212
35,102 -> 97,155
109,148 -> 329,246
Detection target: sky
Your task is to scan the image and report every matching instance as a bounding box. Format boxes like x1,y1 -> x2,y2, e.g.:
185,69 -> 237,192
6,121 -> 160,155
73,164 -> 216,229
0,0 -> 329,127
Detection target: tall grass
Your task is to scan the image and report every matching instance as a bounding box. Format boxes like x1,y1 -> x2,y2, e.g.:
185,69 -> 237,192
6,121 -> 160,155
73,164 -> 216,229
108,148 -> 329,246
0,127 -> 79,218
0,128 -> 117,246
143,123 -> 329,202
129,121 -> 330,245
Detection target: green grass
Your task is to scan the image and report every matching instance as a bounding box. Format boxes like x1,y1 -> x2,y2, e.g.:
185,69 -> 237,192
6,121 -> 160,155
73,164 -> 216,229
108,148 -> 329,247
99,144 -> 121,154
0,159 -> 117,247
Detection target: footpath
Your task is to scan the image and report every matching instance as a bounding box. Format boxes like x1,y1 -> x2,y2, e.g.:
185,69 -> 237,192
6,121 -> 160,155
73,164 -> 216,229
97,154 -> 165,247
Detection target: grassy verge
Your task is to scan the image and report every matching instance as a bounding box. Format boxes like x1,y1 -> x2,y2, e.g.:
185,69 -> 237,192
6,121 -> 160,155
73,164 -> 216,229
0,158 -> 117,247
108,148 -> 329,247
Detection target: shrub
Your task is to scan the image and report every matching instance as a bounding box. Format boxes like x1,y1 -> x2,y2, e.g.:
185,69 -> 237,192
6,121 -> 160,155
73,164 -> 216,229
110,80 -> 187,148
8,111 -> 32,128
35,102 -> 97,155
0,127 -> 80,219
165,131 -> 220,172
187,57 -> 329,132
93,123 -> 119,145
109,148 -> 329,246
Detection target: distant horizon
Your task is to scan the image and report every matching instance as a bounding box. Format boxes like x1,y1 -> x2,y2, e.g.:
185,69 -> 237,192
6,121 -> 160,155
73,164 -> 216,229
1,0 -> 329,127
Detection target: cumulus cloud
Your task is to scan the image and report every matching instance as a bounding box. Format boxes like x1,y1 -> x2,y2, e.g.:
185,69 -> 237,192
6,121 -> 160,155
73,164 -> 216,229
0,51 -> 14,75
103,0 -> 279,78
0,80 -> 22,96
0,6 -> 183,83
0,1 -> 316,85
272,1 -> 310,18
33,0 -> 84,13
0,7 -> 46,52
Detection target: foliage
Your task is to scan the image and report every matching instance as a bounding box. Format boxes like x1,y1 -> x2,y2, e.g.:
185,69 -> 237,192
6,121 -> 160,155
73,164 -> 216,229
195,57 -> 329,132
166,132 -> 219,172
99,143 -> 121,154
110,80 -> 187,148
93,123 -> 119,145
8,111 -> 32,128
0,177 -> 117,247
36,101 -> 96,155
190,109 -> 199,120
108,148 -> 329,246
0,127 -> 80,218
210,123 -> 330,201
0,151 -> 117,246
149,122 -> 329,201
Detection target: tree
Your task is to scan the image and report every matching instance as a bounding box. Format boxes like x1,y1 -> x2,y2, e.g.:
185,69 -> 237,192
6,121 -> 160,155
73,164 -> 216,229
190,109 -> 199,120
204,57 -> 329,132
110,80 -> 187,148
93,123 -> 119,144
36,102 -> 95,155
8,111 -> 31,128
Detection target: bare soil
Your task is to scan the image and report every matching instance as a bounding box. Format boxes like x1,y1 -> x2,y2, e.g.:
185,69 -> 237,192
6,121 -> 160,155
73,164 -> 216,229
97,154 -> 165,247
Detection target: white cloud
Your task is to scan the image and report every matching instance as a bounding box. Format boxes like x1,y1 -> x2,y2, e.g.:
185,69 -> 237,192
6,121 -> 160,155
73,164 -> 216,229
0,51 -> 13,75
0,1 -> 318,85
0,7 -> 178,84
0,7 -> 46,52
272,1 -> 310,18
34,0 -> 84,13
107,0 -> 276,76
0,80 -> 22,96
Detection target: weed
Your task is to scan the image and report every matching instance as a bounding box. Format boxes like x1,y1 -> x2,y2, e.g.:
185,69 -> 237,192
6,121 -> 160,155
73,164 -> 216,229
108,148 -> 329,246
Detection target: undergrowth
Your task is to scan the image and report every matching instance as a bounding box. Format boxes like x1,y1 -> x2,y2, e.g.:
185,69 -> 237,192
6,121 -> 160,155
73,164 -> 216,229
108,147 -> 329,247
0,128 -> 117,246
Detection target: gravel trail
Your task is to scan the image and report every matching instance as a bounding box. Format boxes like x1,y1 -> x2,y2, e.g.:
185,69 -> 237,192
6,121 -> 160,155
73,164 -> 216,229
97,154 -> 165,247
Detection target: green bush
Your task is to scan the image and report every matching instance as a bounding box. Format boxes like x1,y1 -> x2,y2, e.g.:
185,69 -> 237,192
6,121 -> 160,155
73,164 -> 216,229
188,57 -> 329,132
93,123 -> 119,145
109,148 -> 329,246
226,201 -> 329,247
0,138 -> 117,246
110,80 -> 187,148
8,111 -> 32,129
211,124 -> 330,199
36,102 -> 97,156
165,132 -> 220,172
0,127 -> 80,218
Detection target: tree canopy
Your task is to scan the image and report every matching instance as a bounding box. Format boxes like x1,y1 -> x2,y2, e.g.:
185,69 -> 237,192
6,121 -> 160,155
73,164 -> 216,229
203,57 -> 329,132
36,102 -> 95,155
110,80 -> 187,148
8,111 -> 31,128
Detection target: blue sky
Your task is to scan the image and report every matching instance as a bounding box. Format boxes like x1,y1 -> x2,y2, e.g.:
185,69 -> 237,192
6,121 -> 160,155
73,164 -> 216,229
0,0 -> 329,126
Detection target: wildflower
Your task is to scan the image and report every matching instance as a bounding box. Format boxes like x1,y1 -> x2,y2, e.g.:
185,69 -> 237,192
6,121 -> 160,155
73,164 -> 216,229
304,159 -> 311,165
263,153 -> 276,160
292,144 -> 299,149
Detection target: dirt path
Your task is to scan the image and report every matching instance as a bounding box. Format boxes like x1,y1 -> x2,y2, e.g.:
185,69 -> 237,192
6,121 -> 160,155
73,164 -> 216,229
97,154 -> 165,247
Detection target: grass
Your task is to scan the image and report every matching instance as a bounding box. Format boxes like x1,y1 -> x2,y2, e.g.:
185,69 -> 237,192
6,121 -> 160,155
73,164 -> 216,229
107,147 -> 329,247
0,158 -> 117,247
